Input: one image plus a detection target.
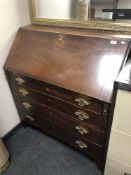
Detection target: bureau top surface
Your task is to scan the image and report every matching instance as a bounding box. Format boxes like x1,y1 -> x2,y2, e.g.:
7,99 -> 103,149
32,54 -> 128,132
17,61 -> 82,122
5,25 -> 130,103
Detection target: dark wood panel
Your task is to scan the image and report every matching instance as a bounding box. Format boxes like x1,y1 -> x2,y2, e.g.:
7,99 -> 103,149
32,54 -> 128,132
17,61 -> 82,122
13,95 -> 105,146
11,87 -> 107,131
4,26 -> 130,103
8,72 -> 105,114
24,114 -> 103,160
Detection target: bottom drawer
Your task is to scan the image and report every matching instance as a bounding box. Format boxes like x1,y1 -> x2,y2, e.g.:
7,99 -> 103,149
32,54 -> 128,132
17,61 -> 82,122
24,114 -> 103,160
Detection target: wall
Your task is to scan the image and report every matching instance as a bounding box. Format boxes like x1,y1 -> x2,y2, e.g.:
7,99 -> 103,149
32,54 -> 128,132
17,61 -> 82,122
117,0 -> 131,8
0,0 -> 30,137
104,89 -> 131,175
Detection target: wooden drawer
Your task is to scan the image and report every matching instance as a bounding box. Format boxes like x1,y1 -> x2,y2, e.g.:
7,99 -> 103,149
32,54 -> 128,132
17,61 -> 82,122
8,72 -> 107,115
14,96 -> 105,146
12,89 -> 107,131
24,113 -> 103,160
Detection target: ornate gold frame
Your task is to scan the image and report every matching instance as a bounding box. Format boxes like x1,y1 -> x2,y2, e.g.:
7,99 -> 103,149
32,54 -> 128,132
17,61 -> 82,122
28,0 -> 131,34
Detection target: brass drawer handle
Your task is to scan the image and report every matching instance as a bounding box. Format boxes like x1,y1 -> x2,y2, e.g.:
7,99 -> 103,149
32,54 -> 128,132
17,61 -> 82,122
75,126 -> 89,135
22,102 -> 31,110
75,97 -> 90,107
76,140 -> 88,149
19,88 -> 29,96
26,116 -> 35,121
75,111 -> 90,121
15,77 -> 25,85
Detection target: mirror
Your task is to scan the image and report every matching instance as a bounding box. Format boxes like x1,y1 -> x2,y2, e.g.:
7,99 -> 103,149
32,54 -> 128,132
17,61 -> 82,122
35,0 -> 90,20
29,0 -> 131,33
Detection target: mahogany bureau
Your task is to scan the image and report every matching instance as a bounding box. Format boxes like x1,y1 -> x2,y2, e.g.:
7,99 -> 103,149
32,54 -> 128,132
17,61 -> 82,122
4,25 -> 131,171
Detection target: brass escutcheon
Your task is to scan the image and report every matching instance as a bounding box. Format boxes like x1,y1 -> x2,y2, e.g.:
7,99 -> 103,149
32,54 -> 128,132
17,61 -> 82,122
58,34 -> 64,41
48,98 -> 51,103
45,87 -> 50,92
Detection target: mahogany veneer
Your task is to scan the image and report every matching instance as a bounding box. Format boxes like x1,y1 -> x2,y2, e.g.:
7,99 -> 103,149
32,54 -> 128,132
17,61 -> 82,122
4,25 -> 131,171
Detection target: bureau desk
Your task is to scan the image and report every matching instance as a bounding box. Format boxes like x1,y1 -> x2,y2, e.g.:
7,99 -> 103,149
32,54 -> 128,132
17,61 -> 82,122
4,25 -> 131,171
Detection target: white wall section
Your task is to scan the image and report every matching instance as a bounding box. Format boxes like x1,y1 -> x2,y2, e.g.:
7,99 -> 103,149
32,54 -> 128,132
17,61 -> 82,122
0,0 -> 30,137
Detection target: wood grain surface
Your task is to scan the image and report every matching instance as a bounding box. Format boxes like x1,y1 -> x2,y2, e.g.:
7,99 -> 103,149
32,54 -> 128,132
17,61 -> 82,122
4,26 -> 130,103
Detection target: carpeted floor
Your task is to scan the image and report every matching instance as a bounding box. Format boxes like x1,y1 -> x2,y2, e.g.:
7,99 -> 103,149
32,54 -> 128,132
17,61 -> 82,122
2,125 -> 101,175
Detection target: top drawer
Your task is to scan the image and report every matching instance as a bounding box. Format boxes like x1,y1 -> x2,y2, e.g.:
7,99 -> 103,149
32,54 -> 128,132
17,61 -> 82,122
7,72 -> 109,115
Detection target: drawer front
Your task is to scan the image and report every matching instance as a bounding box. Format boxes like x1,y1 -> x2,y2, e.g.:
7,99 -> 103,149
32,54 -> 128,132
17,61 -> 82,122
8,72 -> 106,115
24,114 -> 103,160
12,89 -> 107,131
14,96 -> 105,146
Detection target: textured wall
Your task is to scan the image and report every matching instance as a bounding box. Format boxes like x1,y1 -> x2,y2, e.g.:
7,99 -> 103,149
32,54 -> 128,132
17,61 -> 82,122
0,0 -> 30,137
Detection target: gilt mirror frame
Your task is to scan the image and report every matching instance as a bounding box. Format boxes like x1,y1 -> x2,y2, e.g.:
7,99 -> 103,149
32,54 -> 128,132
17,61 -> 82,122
28,0 -> 131,34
